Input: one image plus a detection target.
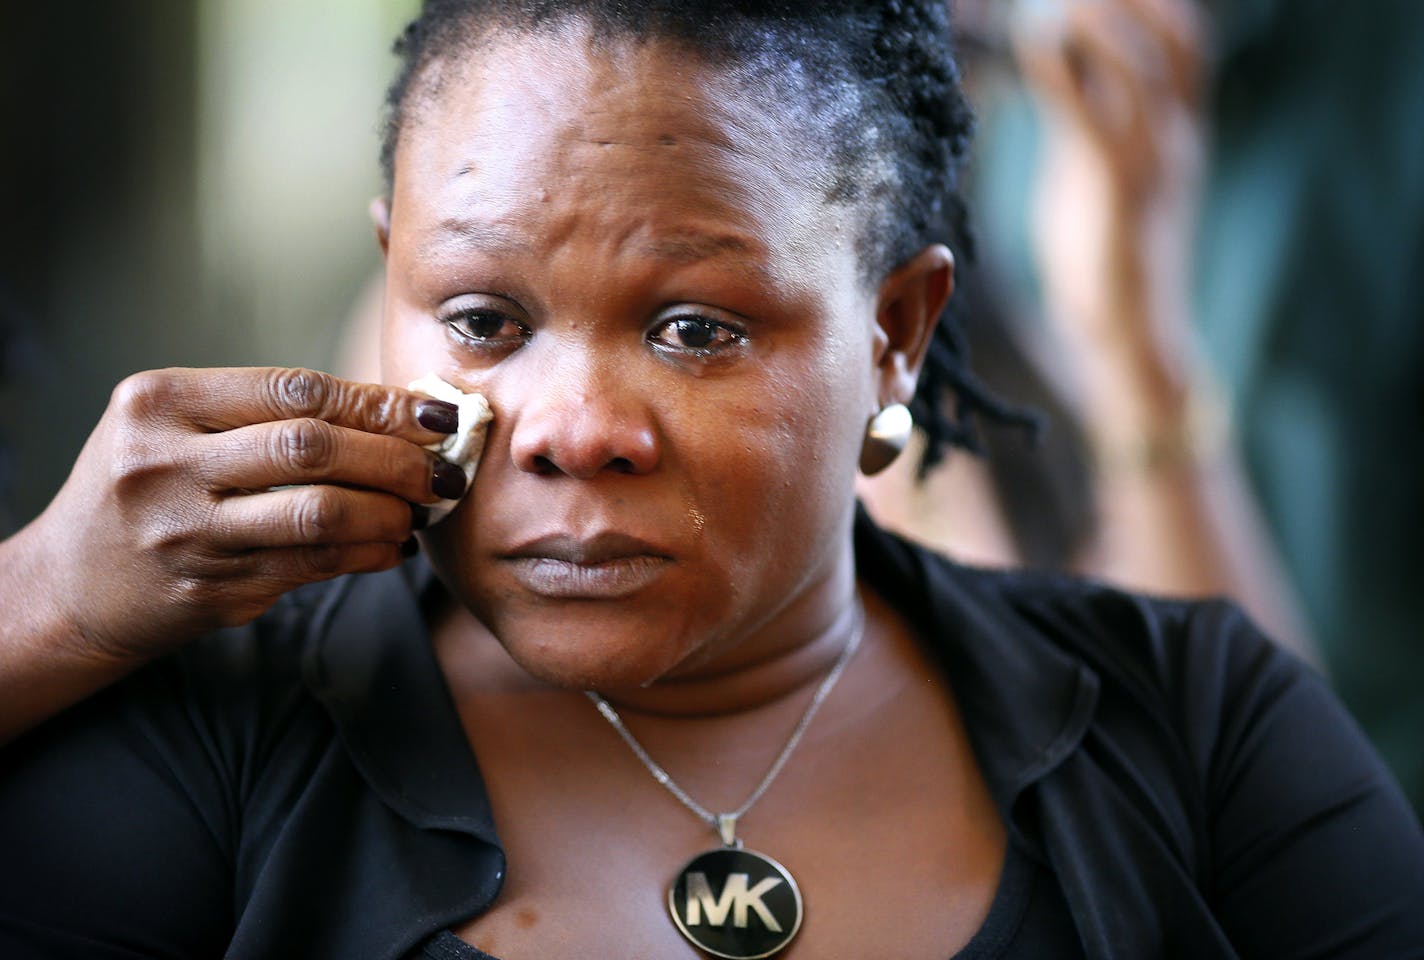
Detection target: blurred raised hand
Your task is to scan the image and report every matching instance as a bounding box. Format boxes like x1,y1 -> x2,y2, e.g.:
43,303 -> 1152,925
1014,0 -> 1207,433
1010,0 -> 1316,659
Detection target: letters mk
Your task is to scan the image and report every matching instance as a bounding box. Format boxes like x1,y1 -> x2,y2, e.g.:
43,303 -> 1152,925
684,871 -> 784,931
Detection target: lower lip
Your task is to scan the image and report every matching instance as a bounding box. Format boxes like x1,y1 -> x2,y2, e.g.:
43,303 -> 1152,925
504,556 -> 670,599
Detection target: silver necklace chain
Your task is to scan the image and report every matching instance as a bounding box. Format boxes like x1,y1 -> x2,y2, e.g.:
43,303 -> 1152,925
585,603 -> 865,847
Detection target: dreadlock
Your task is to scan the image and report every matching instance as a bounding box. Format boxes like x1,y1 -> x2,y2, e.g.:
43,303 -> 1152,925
379,0 -> 1038,471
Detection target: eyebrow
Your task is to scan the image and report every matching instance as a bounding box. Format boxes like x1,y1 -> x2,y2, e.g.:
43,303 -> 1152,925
634,232 -> 755,265
431,218 -> 535,256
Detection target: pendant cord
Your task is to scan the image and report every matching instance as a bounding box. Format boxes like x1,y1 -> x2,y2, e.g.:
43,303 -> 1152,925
586,602 -> 865,842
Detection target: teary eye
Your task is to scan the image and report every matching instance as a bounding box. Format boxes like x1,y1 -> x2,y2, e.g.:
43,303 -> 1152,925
439,303 -> 530,350
648,314 -> 745,356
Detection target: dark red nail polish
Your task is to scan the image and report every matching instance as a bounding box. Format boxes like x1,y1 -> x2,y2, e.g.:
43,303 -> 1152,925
416,399 -> 459,433
432,460 -> 467,500
410,504 -> 432,531
400,537 -> 420,558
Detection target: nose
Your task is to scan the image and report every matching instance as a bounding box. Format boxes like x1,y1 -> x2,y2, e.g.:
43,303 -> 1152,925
507,350 -> 660,479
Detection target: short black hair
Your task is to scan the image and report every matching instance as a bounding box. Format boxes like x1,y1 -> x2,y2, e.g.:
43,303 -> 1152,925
380,0 -> 1037,470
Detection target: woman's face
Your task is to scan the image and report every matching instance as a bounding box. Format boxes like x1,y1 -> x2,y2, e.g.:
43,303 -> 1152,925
381,23 -> 897,689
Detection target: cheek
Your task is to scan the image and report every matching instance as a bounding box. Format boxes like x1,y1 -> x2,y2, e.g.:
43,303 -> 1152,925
676,343 -> 867,560
757,330 -> 870,475
378,306 -> 435,386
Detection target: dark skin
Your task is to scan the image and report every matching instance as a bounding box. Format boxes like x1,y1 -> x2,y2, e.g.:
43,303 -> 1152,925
377,23 -> 1005,957
0,367 -> 464,744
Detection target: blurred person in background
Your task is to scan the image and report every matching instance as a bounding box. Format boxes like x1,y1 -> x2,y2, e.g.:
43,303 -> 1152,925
1193,0 -> 1424,815
862,0 -> 1315,663
864,0 -> 1422,812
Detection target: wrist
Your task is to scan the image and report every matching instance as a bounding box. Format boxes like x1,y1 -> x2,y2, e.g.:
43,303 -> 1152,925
1089,370 -> 1231,477
2,511 -> 151,672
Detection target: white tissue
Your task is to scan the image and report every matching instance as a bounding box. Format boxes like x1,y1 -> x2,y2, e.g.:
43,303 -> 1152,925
408,373 -> 493,523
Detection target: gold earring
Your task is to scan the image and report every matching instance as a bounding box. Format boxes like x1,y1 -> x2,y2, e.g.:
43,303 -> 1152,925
858,403 -> 913,475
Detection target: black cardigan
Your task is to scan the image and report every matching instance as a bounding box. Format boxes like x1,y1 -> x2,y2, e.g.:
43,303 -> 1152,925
2,513 -> 1422,958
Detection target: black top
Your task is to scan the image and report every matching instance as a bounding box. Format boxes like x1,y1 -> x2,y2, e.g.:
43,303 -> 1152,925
2,511 -> 1422,958
415,838 -> 1082,960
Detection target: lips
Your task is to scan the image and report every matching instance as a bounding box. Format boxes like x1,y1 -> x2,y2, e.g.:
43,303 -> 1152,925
506,532 -> 669,564
501,532 -> 673,599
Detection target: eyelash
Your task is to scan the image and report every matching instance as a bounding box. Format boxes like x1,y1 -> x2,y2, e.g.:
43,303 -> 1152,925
440,307 -> 530,350
647,314 -> 747,359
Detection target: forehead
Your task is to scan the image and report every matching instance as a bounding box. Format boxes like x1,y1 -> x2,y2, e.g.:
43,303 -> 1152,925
389,21 -> 858,283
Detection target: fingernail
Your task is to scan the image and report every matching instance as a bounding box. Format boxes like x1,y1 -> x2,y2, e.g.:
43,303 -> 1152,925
416,399 -> 459,433
400,536 -> 420,558
410,504 -> 431,531
432,460 -> 468,500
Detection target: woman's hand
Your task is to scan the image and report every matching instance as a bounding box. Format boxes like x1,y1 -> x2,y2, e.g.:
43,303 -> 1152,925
0,366 -> 465,741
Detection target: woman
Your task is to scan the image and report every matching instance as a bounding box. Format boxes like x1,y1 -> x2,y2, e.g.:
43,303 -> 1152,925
0,2 -> 1420,957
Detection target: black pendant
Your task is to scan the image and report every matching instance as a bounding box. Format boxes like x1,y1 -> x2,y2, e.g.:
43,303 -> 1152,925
667,847 -> 804,959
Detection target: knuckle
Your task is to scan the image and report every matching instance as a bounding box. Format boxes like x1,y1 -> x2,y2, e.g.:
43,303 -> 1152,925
167,573 -> 270,631
166,573 -> 219,616
289,488 -> 346,542
109,443 -> 166,493
136,509 -> 198,556
369,390 -> 405,433
107,428 -> 194,496
111,370 -> 179,421
273,418 -> 336,473
342,383 -> 401,434
103,372 -> 195,495
267,367 -> 332,418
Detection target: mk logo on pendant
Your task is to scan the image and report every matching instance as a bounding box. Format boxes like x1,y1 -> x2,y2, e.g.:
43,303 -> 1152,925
668,848 -> 804,960
684,871 -> 785,930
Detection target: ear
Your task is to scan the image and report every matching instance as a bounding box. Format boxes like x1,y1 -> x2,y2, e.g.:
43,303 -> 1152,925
871,243 -> 955,407
369,196 -> 392,259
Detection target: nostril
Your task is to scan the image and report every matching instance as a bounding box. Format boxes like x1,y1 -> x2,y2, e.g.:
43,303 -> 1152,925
510,410 -> 658,478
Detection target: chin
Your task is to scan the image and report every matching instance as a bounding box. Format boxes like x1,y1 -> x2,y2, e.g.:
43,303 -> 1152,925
489,610 -> 697,691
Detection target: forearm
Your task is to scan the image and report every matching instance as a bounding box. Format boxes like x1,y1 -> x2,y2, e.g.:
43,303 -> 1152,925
1070,326 -> 1319,664
1084,444 -> 1318,665
1031,131 -> 1318,661
0,520 -> 148,745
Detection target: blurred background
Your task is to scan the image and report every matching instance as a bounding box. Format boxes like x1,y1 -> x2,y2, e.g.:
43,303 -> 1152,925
1,1 -> 1420,813
0,0 -> 416,526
